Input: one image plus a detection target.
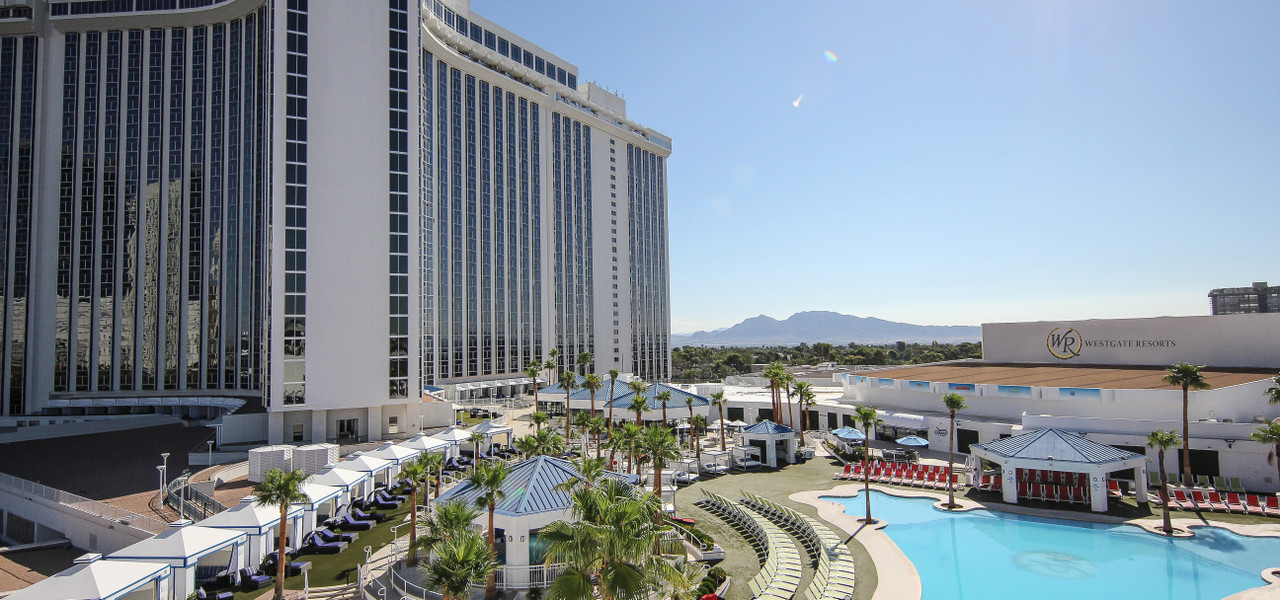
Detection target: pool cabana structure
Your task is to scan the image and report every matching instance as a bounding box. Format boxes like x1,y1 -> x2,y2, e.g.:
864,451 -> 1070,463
399,432 -> 452,456
4,553 -> 172,600
334,452 -> 395,489
365,442 -> 422,475
970,428 -> 1148,513
105,521 -> 247,599
296,482 -> 344,532
197,496 -> 306,567
740,420 -> 796,468
468,420 -> 514,454
308,466 -> 370,508
431,426 -> 474,457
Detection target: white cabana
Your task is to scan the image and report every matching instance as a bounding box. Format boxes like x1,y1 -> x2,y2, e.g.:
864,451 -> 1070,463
740,420 -> 796,468
970,428 -> 1149,513
468,420 -> 514,454
296,482 -> 343,533
701,449 -> 731,475
431,426 -> 474,457
400,433 -> 452,456
309,466 -> 370,506
105,522 -> 247,600
197,497 -> 305,567
4,554 -> 172,600
334,452 -> 395,489
365,443 -> 422,473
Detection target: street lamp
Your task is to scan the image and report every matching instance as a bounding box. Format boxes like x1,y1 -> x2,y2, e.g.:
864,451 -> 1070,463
157,464 -> 167,506
207,440 -> 214,467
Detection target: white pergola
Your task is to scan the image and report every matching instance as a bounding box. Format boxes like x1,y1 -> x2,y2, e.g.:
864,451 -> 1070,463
970,428 -> 1148,513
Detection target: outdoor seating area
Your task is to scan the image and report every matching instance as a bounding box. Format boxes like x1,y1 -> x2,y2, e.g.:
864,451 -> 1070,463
1147,471 -> 1247,494
834,461 -> 961,491
697,490 -> 802,600
1013,468 -> 1092,505
739,491 -> 857,600
1159,487 -> 1280,516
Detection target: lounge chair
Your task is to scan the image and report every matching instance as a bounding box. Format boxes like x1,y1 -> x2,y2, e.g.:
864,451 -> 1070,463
1266,496 -> 1280,517
1107,480 -> 1123,498
1229,477 -> 1246,494
1171,489 -> 1196,511
835,464 -> 851,480
302,536 -> 345,554
335,513 -> 374,531
376,488 -> 407,503
238,568 -> 272,591
196,589 -> 234,600
1225,492 -> 1247,514
1147,470 -> 1163,489
353,507 -> 387,522
1194,490 -> 1227,512
315,528 -> 357,543
1212,476 -> 1230,492
1195,475 -> 1212,489
1245,494 -> 1267,516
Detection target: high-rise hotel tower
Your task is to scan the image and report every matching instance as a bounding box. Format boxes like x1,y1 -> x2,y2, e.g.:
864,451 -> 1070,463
0,0 -> 671,443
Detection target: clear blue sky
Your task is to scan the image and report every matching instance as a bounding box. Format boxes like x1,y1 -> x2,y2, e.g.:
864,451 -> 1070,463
474,1 -> 1280,333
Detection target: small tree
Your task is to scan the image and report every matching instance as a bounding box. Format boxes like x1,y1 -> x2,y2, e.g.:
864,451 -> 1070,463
1147,429 -> 1181,536
532,410 -> 550,433
559,371 -> 579,436
1249,422 -> 1280,502
793,381 -> 814,438
526,362 -> 544,411
690,414 -> 708,465
656,390 -> 672,427
468,431 -> 487,472
425,529 -> 494,600
468,460 -> 510,600
940,393 -> 968,509
253,468 -> 308,600
1163,363 -> 1210,488
854,406 -> 881,524
421,452 -> 445,500
1266,374 -> 1280,406
709,391 -> 727,452
640,426 -> 683,497
401,456 -> 429,564
606,369 -> 621,439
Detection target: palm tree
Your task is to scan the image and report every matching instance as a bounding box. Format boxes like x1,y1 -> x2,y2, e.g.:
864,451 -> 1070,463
656,390 -> 672,427
583,374 -> 603,447
414,500 -> 481,558
425,529 -> 494,600
640,425 -> 683,498
854,406 -> 882,525
782,373 -> 797,428
587,417 -> 607,459
940,393 -> 968,509
615,423 -> 643,474
549,348 -> 561,376
531,410 -> 550,433
468,460 -> 510,600
763,362 -> 786,422
663,560 -> 706,600
578,351 -> 594,375
1163,363 -> 1211,487
683,394 -> 696,440
1266,374 -> 1280,405
401,457 -> 429,564
628,395 -> 648,427
793,381 -> 814,438
545,358 -> 558,388
606,369 -> 621,439
421,452 -> 446,499
559,371 -> 579,436
519,429 -> 567,457
572,411 -> 594,454
1147,429 -> 1181,536
555,456 -> 607,495
253,468 -> 308,600
690,414 -> 708,465
467,431 -> 487,472
709,391 -> 727,452
525,362 -> 543,411
1250,422 -> 1280,500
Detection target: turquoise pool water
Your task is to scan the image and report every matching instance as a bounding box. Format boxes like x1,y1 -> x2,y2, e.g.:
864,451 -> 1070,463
821,491 -> 1280,600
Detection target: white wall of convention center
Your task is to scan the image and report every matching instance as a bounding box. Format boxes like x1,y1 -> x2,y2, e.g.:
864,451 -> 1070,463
982,313 -> 1280,368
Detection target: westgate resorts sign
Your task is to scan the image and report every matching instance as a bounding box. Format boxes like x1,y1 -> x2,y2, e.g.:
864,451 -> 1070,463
1046,327 -> 1176,361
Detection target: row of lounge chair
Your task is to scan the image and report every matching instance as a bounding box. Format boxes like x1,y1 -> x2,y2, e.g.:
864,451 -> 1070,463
974,474 -> 1003,492
1016,482 -> 1091,505
1016,469 -> 1088,487
697,490 -> 802,600
738,491 -> 856,600
1160,489 -> 1280,515
834,462 -> 960,491
1148,472 -> 1247,494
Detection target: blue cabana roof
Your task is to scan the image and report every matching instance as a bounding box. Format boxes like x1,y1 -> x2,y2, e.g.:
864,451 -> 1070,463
602,383 -> 710,411
436,455 -> 632,516
743,420 -> 794,435
972,428 -> 1141,464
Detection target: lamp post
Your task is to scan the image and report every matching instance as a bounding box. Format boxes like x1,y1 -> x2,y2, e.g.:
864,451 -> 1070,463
207,440 -> 214,467
157,465 -> 166,506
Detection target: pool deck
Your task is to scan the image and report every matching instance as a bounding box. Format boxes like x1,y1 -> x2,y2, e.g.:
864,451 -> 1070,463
792,483 -> 1280,600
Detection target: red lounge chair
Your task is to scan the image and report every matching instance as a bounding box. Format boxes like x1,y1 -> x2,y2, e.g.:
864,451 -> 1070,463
1245,494 -> 1267,516
1266,496 -> 1280,517
1107,480 -> 1123,498
990,476 -> 1003,492
1018,481 -> 1029,499
1171,489 -> 1195,511
1192,491 -> 1225,512
1205,491 -> 1230,512
1058,485 -> 1071,503
890,469 -> 906,485
1225,492 -> 1247,514
924,472 -> 938,488
835,464 -> 851,480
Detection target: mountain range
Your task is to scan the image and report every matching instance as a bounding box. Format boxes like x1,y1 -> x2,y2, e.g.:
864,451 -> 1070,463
672,311 -> 981,347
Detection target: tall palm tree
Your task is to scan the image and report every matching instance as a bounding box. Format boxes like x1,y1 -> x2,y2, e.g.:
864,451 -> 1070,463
782,373 -> 797,428
467,431 -> 487,472
683,395 -> 696,451
1266,374 -> 1280,406
792,381 -> 814,438
1163,362 -> 1211,487
583,374 -> 603,447
690,414 -> 708,466
400,457 -> 429,564
555,456 -> 607,495
253,468 -> 308,600
940,393 -> 968,509
763,362 -> 786,422
559,371 -> 579,435
1147,429 -> 1181,536
606,369 -> 621,439
640,425 -> 683,498
854,406 -> 882,525
572,411 -> 594,454
531,411 -> 550,433
615,423 -> 642,474
525,362 -> 543,411
587,417 -> 607,459
578,351 -> 594,375
421,451 -> 445,499
425,529 -> 494,600
468,460 -> 510,600
709,391 -> 727,452
656,390 -> 672,427
1249,422 -> 1280,500
549,348 -> 561,375
628,395 -> 648,427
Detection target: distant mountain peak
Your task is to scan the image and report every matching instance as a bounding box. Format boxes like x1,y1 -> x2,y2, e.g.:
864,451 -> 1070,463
672,311 -> 980,347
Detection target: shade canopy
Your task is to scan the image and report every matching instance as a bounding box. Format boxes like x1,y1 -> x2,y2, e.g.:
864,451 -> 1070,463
334,453 -> 394,475
468,420 -> 513,437
199,497 -> 304,536
308,467 -> 369,492
108,525 -> 246,567
431,426 -> 474,444
742,420 -> 794,435
895,435 -> 930,447
3,557 -> 170,600
833,427 -> 866,441
365,443 -> 421,465
399,433 -> 451,453
296,482 -> 343,510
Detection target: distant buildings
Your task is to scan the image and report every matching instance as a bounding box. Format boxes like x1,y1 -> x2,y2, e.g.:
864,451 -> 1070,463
1209,282 -> 1280,315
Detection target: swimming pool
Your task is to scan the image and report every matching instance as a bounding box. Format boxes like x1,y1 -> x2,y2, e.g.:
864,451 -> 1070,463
821,491 -> 1280,600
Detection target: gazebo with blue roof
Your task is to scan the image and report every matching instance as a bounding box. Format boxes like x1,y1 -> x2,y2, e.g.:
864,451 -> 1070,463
597,383 -> 711,425
434,455 -> 634,588
970,428 -> 1148,512
740,420 -> 796,468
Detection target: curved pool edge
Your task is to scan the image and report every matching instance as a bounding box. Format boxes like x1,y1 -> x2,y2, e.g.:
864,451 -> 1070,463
790,484 -> 924,600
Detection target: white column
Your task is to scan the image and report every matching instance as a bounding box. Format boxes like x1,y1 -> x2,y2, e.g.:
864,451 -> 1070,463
311,410 -> 327,443
366,406 -> 383,442
1002,463 -> 1018,505
268,411 -> 285,445
1089,470 -> 1107,512
1135,464 -> 1149,504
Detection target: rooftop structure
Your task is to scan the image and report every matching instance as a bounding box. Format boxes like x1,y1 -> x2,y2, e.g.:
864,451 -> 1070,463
1209,281 -> 1280,315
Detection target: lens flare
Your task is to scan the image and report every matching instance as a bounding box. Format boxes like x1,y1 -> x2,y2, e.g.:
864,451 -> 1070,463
824,50 -> 838,63
792,94 -> 804,108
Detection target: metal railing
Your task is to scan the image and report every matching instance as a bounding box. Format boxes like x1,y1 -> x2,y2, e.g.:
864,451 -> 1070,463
167,475 -> 230,521
0,471 -> 168,534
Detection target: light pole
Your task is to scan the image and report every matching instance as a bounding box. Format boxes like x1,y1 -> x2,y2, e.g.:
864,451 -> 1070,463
157,465 -> 166,506
207,440 -> 214,467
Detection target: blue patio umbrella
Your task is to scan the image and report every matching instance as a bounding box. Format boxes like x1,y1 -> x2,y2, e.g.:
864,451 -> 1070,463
834,427 -> 866,441
895,435 -> 929,447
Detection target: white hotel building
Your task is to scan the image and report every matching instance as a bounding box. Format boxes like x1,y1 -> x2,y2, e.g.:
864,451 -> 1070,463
0,0 -> 672,444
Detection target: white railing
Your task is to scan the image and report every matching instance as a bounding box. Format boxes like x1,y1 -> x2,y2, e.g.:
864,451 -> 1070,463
0,471 -> 168,534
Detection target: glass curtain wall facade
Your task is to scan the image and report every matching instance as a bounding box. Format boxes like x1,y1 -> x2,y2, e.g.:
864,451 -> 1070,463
0,34 -> 37,415
628,144 -> 670,380
551,112 -> 593,375
48,6 -> 269,398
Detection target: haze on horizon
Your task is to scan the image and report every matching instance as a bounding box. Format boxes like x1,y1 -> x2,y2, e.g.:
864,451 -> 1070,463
475,1 -> 1280,334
